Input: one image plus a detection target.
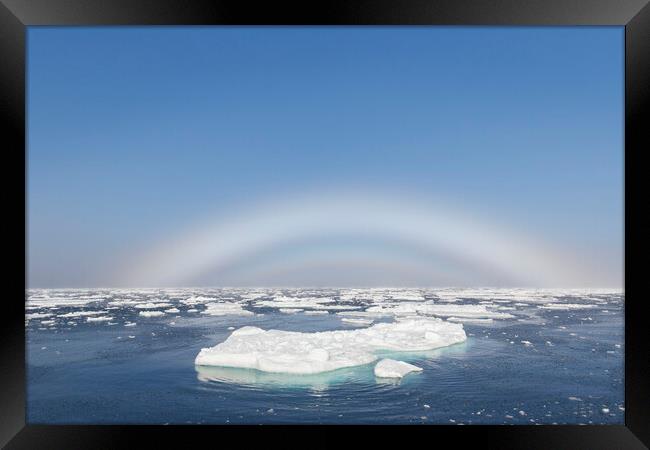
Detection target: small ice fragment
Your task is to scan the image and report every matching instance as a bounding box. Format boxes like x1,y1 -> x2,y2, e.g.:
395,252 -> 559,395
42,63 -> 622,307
374,359 -> 423,378
521,340 -> 533,346
602,408 -> 610,414
139,311 -> 164,317
279,308 -> 303,314
87,316 -> 112,322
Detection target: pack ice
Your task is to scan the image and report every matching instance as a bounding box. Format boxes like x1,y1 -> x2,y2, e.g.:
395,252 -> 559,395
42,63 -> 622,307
195,318 -> 466,375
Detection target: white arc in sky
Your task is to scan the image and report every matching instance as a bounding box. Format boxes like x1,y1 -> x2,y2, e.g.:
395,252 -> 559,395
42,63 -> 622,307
123,190 -> 594,287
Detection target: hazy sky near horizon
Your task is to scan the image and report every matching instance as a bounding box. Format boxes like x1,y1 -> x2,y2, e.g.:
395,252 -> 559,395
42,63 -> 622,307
27,27 -> 623,288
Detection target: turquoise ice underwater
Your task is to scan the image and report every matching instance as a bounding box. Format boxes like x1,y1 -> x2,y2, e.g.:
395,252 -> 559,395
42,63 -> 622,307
27,287 -> 624,424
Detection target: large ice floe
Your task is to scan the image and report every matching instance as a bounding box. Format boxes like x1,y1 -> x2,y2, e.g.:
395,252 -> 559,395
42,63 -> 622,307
195,318 -> 466,375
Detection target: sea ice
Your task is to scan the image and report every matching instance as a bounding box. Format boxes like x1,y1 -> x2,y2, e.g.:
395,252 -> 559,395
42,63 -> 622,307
201,303 -> 254,316
446,317 -> 494,324
279,308 -> 304,314
57,311 -> 105,318
87,316 -> 113,322
139,311 -> 165,317
134,302 -> 173,309
195,318 -> 466,375
26,312 -> 54,320
539,303 -> 599,310
366,303 -> 514,320
341,317 -> 373,326
374,359 -> 423,378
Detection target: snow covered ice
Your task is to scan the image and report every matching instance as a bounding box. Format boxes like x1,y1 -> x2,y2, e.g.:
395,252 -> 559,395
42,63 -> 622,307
374,359 -> 423,378
195,318 -> 467,374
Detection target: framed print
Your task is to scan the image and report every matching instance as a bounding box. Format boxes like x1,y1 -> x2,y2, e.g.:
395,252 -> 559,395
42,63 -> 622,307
1,0 -> 648,448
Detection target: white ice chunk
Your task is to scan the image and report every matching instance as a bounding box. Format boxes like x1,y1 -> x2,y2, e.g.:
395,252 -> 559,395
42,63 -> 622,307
539,303 -> 599,310
182,296 -> 217,305
134,302 -> 173,309
366,303 -> 514,320
58,311 -> 105,318
139,311 -> 165,317
341,317 -> 373,326
374,359 -> 423,378
201,303 -> 254,316
26,312 -> 54,320
87,316 -> 113,322
446,317 -> 494,324
195,318 -> 466,375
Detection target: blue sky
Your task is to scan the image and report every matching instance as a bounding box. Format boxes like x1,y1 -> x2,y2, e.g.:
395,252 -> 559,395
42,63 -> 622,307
27,27 -> 623,287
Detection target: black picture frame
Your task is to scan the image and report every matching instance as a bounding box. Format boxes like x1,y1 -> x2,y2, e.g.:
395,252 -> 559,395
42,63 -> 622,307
2,0 -> 648,448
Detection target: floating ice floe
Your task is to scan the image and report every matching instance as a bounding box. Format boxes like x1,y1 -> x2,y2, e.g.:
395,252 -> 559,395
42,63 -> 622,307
366,303 -> 515,320
254,296 -> 336,308
139,311 -> 165,317
539,303 -> 600,310
25,312 -> 54,320
446,317 -> 494,324
374,359 -> 423,378
164,308 -> 180,314
27,295 -> 104,308
181,296 -> 217,305
201,303 -> 254,316
134,302 -> 173,309
87,316 -> 113,322
57,311 -> 105,318
195,318 -> 466,375
279,308 -> 303,314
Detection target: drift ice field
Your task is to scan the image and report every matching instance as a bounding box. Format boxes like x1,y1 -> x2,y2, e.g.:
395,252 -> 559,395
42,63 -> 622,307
26,287 -> 624,424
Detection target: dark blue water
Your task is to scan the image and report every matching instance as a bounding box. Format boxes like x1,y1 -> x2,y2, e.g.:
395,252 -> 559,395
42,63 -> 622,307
26,289 -> 624,424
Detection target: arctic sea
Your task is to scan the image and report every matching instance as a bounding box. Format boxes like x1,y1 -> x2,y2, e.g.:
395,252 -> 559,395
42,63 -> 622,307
26,288 -> 624,425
